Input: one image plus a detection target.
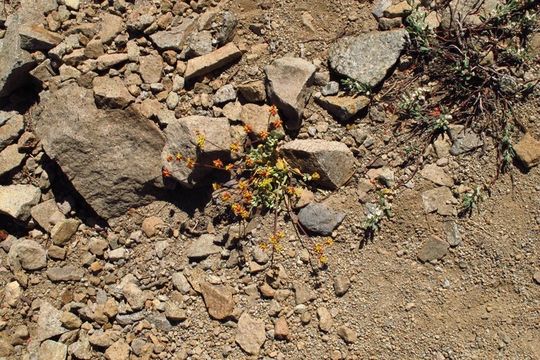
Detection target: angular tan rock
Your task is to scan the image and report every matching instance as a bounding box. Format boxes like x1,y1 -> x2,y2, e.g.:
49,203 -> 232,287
98,13 -> 124,44
185,42 -> 242,80
105,340 -> 130,360
514,133 -> 540,169
280,139 -> 355,189
265,57 -> 316,129
274,317 -> 289,340
238,80 -> 266,102
200,282 -> 235,320
420,163 -> 453,187
142,216 -> 164,238
96,53 -> 129,71
39,340 -> 67,360
19,25 -> 63,51
239,103 -> 277,134
421,187 -> 456,216
149,18 -> 196,51
316,94 -> 370,121
139,54 -> 163,83
8,239 -> 47,271
317,307 -> 333,332
51,219 -> 80,245
31,199 -> 65,231
235,313 -> 266,355
0,144 -> 25,176
0,112 -> 24,151
93,76 -> 134,109
161,116 -> 232,188
0,184 -> 41,221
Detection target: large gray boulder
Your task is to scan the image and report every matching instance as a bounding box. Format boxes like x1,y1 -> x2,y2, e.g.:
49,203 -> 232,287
329,29 -> 408,88
33,84 -> 166,220
265,57 -> 316,130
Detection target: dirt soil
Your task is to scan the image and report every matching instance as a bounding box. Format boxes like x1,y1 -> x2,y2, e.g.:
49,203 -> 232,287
0,0 -> 539,359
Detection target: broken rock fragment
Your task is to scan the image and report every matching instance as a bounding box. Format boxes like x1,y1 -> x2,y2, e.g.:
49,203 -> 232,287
200,282 -> 235,320
150,18 -> 196,51
184,42 -> 242,80
0,20 -> 35,97
19,24 -> 63,51
265,57 -> 316,129
514,133 -> 540,169
162,116 -> 232,188
8,239 -> 47,271
0,111 -> 24,150
0,144 -> 26,176
449,125 -> 483,155
280,139 -> 355,189
417,236 -> 449,262
235,313 -> 266,355
0,184 -> 41,221
315,94 -> 370,122
93,76 -> 134,109
421,187 -> 457,216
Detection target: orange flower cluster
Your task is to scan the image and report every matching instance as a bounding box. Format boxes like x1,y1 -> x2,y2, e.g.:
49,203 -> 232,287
231,203 -> 249,219
267,231 -> 285,252
271,118 -> 282,129
313,237 -> 334,265
213,159 -> 224,168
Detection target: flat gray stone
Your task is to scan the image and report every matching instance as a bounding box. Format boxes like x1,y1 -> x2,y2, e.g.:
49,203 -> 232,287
187,234 -> 221,260
449,126 -> 483,155
147,313 -> 172,331
213,84 -> 237,104
298,203 -> 346,236
0,19 -> 35,97
329,29 -> 408,87
444,220 -> 462,247
116,311 -> 146,326
46,266 -> 84,282
418,237 -> 449,262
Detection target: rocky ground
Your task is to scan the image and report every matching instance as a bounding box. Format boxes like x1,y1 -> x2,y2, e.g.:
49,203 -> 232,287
1,0 -> 540,359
